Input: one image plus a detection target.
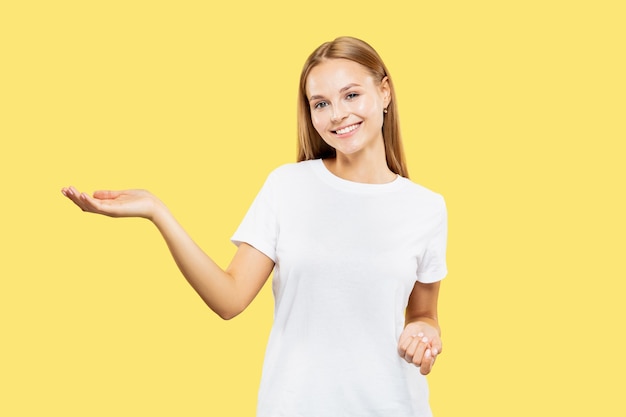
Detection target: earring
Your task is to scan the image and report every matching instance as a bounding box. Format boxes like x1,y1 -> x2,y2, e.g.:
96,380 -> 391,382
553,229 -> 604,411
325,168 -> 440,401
383,108 -> 388,114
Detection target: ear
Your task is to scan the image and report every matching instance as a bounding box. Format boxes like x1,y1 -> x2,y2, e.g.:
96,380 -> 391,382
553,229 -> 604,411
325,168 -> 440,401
380,76 -> 391,108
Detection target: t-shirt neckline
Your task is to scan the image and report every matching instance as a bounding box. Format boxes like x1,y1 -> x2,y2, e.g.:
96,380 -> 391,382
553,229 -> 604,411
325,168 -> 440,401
310,159 -> 406,193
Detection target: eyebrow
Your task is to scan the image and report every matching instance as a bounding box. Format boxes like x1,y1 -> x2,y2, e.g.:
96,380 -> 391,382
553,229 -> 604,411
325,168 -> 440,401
308,83 -> 362,102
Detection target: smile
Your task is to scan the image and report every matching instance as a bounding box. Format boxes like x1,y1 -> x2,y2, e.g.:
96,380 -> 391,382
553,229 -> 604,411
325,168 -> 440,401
333,123 -> 361,135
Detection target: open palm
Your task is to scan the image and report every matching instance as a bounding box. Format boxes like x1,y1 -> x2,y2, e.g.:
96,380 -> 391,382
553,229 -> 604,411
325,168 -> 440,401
61,186 -> 161,219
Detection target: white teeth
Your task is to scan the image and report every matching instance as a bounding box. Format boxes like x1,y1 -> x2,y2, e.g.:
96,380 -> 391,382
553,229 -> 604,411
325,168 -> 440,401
335,124 -> 359,135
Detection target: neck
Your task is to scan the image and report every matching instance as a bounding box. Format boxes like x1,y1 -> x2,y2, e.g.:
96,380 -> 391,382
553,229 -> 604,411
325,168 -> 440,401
323,149 -> 396,184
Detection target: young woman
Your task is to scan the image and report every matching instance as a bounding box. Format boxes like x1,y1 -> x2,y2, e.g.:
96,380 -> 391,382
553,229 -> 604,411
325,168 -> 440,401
62,36 -> 448,417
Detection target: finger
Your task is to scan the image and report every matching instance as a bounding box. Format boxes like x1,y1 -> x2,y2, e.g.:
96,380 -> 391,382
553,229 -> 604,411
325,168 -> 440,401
61,186 -> 76,199
73,192 -> 99,213
409,336 -> 430,366
398,330 -> 424,357
402,334 -> 428,365
79,191 -> 114,215
62,187 -> 91,212
398,333 -> 414,356
419,348 -> 436,375
403,337 -> 419,363
432,340 -> 442,356
398,331 -> 419,358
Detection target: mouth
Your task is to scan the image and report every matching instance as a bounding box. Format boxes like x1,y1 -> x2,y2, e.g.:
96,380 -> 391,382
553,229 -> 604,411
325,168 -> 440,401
332,122 -> 362,136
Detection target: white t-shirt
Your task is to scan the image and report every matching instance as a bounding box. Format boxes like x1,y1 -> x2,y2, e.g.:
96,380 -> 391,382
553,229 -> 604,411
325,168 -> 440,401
232,159 -> 448,417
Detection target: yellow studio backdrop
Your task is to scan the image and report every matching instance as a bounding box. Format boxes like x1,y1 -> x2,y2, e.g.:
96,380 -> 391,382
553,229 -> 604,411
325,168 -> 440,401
1,1 -> 624,416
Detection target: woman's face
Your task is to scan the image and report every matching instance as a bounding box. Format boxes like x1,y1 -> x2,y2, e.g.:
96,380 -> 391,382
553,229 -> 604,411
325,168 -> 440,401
306,59 -> 390,159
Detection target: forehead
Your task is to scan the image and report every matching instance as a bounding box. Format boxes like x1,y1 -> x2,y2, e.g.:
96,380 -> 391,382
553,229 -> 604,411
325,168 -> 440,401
306,59 -> 375,96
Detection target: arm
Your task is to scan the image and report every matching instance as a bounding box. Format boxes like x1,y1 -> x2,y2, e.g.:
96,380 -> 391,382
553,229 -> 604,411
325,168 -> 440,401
61,187 -> 274,320
397,280 -> 442,375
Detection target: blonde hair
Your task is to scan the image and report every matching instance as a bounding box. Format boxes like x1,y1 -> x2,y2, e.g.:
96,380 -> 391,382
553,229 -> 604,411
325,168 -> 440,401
297,36 -> 409,177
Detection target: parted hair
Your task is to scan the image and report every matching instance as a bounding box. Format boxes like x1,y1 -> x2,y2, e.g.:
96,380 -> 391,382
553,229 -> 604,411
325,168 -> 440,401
296,36 -> 409,178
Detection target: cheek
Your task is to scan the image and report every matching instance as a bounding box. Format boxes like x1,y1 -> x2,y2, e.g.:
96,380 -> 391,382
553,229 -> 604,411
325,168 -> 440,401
310,112 -> 326,134
354,99 -> 370,114
357,98 -> 384,126
355,96 -> 381,118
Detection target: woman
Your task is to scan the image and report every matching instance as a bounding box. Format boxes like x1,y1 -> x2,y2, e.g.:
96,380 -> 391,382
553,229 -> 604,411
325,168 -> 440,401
62,36 -> 448,417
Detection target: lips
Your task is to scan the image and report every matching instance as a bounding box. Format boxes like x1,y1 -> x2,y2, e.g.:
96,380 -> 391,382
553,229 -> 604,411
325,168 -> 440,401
333,122 -> 361,135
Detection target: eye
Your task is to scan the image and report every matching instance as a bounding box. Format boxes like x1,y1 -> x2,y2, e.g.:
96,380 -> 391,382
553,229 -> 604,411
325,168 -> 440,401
346,92 -> 359,100
314,101 -> 329,109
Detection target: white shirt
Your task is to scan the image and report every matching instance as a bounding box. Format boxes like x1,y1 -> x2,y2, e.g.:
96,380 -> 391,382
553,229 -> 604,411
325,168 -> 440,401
232,159 -> 448,417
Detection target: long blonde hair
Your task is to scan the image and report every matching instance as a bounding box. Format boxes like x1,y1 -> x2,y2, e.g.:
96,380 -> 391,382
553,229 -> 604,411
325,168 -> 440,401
297,36 -> 409,177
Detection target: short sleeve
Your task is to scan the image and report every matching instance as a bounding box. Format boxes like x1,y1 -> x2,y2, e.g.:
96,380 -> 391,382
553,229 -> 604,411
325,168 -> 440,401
416,196 -> 448,283
230,172 -> 279,262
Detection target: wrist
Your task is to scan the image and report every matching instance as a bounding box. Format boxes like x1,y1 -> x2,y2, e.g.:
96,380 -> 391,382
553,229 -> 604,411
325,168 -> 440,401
406,317 -> 441,336
148,198 -> 170,224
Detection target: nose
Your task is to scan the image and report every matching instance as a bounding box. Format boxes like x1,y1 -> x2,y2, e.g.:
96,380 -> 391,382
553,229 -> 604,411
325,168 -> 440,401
330,103 -> 348,123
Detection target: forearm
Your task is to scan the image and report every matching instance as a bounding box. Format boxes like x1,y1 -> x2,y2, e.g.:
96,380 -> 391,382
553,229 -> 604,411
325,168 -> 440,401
404,281 -> 442,336
62,186 -> 270,318
150,202 -> 239,318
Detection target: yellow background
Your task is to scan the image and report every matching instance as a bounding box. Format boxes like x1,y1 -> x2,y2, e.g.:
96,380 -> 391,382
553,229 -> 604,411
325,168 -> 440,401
1,1 -> 624,415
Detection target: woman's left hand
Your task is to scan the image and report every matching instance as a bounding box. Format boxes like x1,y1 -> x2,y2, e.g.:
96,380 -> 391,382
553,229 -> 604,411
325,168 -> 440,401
397,321 -> 442,375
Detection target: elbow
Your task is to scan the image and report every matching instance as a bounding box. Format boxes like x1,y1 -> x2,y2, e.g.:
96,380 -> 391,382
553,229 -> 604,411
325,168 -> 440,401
212,303 -> 245,321
216,310 -> 240,321
200,288 -> 248,320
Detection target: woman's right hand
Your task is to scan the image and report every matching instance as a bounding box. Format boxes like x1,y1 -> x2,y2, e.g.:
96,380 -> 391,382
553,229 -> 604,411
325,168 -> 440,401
61,186 -> 164,220
61,185 -> 275,319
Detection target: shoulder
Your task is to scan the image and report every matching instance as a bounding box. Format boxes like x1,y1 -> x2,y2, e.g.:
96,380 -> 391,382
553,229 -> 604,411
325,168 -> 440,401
266,160 -> 319,184
252,161 -> 320,198
270,159 -> 317,174
399,177 -> 445,202
396,177 -> 447,214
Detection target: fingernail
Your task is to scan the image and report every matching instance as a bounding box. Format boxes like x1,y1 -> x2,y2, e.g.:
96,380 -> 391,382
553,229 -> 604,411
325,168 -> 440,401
417,332 -> 424,338
425,349 -> 431,358
422,336 -> 429,343
432,348 -> 438,356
